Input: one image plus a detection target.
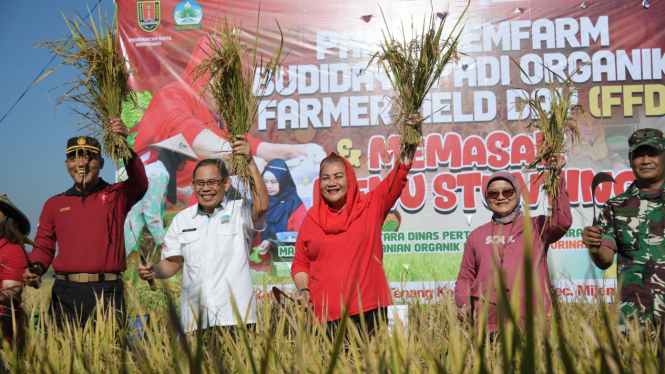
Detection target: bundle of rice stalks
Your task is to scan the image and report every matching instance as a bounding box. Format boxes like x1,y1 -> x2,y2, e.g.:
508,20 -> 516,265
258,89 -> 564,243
369,5 -> 467,149
193,9 -> 284,196
514,65 -> 588,204
35,7 -> 137,164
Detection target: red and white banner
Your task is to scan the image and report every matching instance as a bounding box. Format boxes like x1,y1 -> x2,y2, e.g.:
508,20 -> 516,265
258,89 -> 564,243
116,0 -> 665,288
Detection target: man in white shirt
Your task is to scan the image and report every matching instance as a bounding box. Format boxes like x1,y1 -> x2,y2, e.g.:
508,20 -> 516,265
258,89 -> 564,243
138,135 -> 269,336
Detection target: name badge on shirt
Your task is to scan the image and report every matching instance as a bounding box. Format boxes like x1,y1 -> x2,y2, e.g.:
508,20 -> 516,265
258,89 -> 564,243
220,215 -> 231,224
615,208 -> 639,217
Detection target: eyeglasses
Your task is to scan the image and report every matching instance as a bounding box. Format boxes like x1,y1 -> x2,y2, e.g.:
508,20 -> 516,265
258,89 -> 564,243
192,179 -> 224,188
487,189 -> 516,200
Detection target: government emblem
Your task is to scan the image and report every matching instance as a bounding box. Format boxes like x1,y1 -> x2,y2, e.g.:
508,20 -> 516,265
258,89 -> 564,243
137,1 -> 162,33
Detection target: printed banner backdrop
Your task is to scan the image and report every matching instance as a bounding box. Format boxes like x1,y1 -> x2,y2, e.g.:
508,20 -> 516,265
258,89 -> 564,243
117,0 -> 665,301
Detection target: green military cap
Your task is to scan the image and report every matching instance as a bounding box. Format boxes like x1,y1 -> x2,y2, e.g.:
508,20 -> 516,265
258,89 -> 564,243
628,128 -> 665,153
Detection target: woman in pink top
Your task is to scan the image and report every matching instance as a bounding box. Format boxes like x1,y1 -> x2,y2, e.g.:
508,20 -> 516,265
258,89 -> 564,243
454,157 -> 572,331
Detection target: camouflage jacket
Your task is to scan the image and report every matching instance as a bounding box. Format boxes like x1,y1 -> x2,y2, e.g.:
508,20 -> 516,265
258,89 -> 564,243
597,181 -> 665,325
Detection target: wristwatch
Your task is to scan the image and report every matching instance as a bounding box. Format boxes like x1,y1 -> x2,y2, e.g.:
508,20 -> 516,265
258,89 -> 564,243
457,304 -> 467,308
297,288 -> 310,297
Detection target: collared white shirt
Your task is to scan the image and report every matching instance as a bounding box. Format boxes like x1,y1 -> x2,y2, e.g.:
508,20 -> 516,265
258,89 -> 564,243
162,195 -> 266,332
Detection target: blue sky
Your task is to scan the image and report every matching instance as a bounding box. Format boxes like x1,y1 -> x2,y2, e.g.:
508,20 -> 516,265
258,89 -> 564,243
0,0 -> 116,234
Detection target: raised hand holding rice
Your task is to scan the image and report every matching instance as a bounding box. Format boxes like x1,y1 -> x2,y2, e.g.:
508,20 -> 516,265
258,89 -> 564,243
34,7 -> 138,165
231,135 -> 254,163
369,5 -> 467,150
192,8 -> 285,199
513,64 -> 588,207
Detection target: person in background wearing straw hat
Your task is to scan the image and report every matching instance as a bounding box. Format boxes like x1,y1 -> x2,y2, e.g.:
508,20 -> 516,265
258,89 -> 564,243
0,195 -> 32,346
124,134 -> 200,255
24,120 -> 148,329
137,135 -> 269,340
455,155 -> 571,332
583,128 -> 665,330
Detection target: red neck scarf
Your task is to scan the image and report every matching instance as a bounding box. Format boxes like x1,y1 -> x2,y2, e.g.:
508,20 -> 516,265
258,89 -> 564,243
307,153 -> 370,234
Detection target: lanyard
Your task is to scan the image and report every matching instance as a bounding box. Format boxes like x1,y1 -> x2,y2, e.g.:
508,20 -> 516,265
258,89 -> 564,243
490,219 -> 518,268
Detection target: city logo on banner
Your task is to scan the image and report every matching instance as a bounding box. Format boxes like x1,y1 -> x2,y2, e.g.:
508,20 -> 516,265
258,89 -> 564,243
174,1 -> 203,31
137,1 -> 162,33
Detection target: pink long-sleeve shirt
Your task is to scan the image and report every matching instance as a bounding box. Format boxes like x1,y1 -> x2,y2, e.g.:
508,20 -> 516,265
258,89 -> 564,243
454,178 -> 572,332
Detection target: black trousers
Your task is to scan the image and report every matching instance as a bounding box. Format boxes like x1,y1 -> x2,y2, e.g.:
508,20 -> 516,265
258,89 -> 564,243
326,307 -> 388,341
49,278 -> 125,330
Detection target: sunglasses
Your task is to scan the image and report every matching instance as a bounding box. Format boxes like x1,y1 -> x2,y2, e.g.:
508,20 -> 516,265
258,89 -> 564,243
487,189 -> 516,200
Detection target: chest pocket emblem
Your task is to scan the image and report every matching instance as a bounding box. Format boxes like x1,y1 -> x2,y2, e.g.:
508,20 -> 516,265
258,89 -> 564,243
220,215 -> 231,224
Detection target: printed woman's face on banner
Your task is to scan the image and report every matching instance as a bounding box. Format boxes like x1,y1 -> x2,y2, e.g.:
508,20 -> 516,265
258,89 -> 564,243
264,171 -> 280,196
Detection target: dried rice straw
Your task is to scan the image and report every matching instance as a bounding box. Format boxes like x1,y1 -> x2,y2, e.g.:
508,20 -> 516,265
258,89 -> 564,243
368,5 -> 467,151
192,6 -> 284,198
513,63 -> 589,206
34,6 -> 137,164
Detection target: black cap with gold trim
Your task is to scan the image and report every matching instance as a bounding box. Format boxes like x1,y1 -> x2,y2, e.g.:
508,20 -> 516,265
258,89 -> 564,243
66,136 -> 101,155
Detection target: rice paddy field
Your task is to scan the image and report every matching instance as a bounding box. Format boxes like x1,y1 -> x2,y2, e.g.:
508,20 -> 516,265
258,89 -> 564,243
2,247 -> 660,374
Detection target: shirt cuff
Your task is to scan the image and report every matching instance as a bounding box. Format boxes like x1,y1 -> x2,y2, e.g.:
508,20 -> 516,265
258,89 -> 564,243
32,262 -> 46,275
161,245 -> 183,261
601,237 -> 617,252
398,163 -> 412,172
253,213 -> 267,232
455,295 -> 468,306
290,266 -> 309,278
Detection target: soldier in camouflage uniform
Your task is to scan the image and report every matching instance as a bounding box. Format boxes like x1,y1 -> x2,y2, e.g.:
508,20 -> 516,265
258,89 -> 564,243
583,128 -> 665,327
